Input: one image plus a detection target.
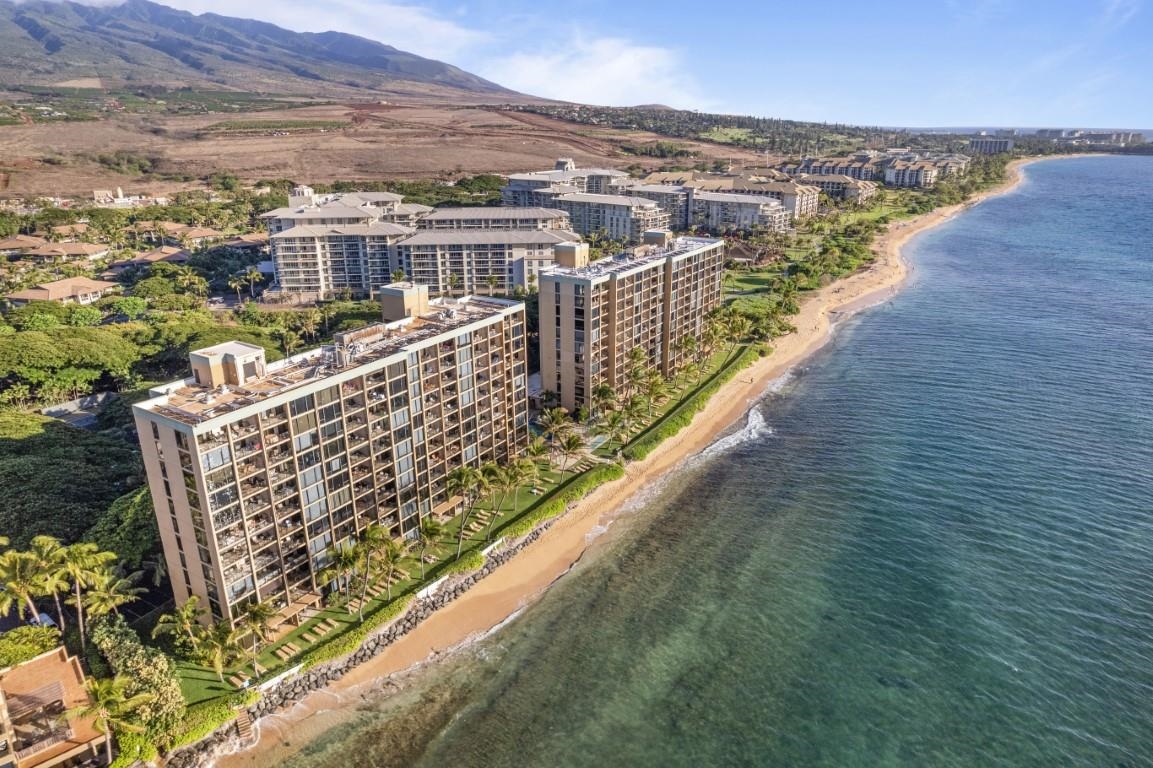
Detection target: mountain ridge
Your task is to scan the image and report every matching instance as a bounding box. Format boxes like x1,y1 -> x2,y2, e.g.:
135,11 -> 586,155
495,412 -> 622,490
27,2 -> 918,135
0,0 -> 516,98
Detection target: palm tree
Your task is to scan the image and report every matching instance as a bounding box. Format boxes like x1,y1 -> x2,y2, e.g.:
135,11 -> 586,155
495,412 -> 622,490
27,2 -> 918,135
82,569 -> 144,622
152,596 -> 206,653
416,517 -> 444,580
525,435 -> 551,470
485,272 -> 499,296
199,620 -> 242,682
275,327 -> 301,355
29,536 -> 69,630
445,271 -> 461,297
227,274 -> 246,304
593,411 -> 631,455
556,432 -> 586,481
356,524 -> 389,622
446,465 -> 487,560
590,383 -> 617,421
643,373 -> 671,418
0,550 -> 43,622
390,268 -> 407,283
240,600 -> 276,666
723,313 -> 753,358
62,543 -> 115,650
378,539 -> 408,602
296,309 -> 321,341
537,407 -> 571,445
482,462 -> 512,541
245,266 -> 264,297
319,541 -> 363,611
507,457 -> 539,515
70,676 -> 155,766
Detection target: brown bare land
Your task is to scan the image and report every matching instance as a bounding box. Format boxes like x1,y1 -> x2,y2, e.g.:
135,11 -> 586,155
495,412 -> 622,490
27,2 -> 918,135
0,103 -> 765,196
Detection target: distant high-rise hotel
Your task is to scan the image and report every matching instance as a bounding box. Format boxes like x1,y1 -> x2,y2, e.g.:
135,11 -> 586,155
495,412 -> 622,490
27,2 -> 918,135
539,233 -> 725,412
133,287 -> 528,626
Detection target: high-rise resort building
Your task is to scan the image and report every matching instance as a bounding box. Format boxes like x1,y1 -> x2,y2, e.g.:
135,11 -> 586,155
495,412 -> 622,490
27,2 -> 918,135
500,158 -> 630,206
550,193 -> 671,241
133,287 -> 529,627
415,207 -> 572,231
539,233 -> 725,412
968,136 -> 1014,155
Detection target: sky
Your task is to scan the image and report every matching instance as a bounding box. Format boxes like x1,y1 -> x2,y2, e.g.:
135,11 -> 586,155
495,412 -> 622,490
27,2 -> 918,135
75,0 -> 1153,127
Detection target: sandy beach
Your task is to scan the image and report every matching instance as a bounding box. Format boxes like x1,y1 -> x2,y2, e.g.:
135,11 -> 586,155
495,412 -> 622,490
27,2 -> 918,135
215,158 -> 1033,768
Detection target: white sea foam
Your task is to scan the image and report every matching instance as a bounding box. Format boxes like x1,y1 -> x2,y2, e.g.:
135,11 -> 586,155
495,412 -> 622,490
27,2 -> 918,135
701,408 -> 774,458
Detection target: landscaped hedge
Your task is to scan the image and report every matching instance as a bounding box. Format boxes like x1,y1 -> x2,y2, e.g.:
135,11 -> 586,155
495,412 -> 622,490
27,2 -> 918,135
109,731 -> 158,768
499,463 -> 626,540
170,690 -> 259,750
622,346 -> 760,462
440,549 -> 486,578
299,594 -> 415,670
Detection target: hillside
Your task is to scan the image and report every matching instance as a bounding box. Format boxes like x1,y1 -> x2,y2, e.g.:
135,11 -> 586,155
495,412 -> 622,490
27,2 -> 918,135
0,0 -> 514,97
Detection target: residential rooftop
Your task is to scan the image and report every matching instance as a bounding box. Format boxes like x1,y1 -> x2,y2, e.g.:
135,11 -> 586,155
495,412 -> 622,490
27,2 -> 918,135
542,236 -> 722,281
137,295 -> 522,427
270,222 -> 415,239
555,193 -> 660,207
419,206 -> 568,220
397,229 -> 580,246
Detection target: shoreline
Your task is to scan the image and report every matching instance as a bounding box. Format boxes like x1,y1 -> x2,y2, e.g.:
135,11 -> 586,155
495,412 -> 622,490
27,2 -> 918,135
214,157 -> 1034,768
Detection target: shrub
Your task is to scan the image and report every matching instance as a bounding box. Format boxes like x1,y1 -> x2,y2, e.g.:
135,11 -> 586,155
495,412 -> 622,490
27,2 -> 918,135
90,615 -> 186,744
299,594 -> 415,671
169,690 -> 258,750
440,549 -> 485,577
0,625 -> 60,667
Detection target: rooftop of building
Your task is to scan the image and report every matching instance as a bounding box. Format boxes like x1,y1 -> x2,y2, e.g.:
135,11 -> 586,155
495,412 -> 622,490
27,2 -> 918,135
541,236 -> 722,281
691,190 -> 787,206
270,222 -> 415,239
419,206 -> 568,220
393,202 -> 434,214
0,647 -> 104,768
555,192 -> 660,207
137,295 -> 522,426
507,167 -> 629,183
6,276 -> 119,302
397,229 -> 580,246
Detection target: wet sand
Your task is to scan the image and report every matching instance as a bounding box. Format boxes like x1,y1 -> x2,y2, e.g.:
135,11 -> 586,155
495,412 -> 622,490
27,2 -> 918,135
215,158 -> 1033,768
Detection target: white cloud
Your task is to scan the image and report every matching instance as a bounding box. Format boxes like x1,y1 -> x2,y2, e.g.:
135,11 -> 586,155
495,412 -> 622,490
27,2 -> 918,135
479,35 -> 709,109
1099,0 -> 1141,28
137,0 -> 489,61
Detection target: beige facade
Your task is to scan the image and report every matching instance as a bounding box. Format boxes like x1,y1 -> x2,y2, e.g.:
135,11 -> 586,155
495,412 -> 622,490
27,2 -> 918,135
884,161 -> 939,187
133,298 -> 529,626
793,174 -> 879,203
539,236 -> 724,411
501,161 -> 629,206
689,191 -> 791,231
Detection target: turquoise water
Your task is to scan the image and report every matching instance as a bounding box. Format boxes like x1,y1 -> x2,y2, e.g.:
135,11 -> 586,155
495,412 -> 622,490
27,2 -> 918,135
278,156 -> 1153,767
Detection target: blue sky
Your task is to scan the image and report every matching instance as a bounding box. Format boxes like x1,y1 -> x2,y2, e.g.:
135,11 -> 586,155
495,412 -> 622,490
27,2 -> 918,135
145,0 -> 1151,128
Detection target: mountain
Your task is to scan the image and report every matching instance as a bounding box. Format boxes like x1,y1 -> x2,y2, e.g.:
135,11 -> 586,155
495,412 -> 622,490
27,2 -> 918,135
0,0 -> 515,97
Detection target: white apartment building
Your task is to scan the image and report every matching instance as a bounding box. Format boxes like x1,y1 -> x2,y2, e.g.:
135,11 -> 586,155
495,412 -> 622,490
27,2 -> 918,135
501,159 -> 629,206
792,174 -> 879,203
884,161 -> 939,187
394,229 -> 581,296
689,191 -> 791,231
417,207 -> 572,231
614,183 -> 693,230
268,222 -> 414,300
551,193 -> 671,241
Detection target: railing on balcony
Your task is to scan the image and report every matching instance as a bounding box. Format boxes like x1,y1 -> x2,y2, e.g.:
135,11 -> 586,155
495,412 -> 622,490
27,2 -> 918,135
15,724 -> 74,760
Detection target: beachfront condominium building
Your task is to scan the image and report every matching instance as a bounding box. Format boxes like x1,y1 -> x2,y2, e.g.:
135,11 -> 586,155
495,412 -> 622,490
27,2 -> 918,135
539,234 -> 725,412
968,137 -> 1014,155
689,191 -> 791,231
393,229 -> 581,295
614,184 -> 693,230
640,172 -> 819,220
132,289 -> 529,627
550,193 -> 671,241
416,207 -> 572,232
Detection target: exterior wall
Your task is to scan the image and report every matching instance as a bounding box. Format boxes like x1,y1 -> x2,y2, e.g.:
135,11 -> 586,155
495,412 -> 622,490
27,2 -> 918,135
271,233 -> 403,298
553,198 -> 671,241
134,306 -> 529,626
418,212 -> 571,231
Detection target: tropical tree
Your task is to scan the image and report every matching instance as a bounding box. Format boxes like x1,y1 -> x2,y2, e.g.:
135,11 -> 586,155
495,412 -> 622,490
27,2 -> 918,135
82,569 -> 144,621
416,517 -> 444,580
537,407 -> 572,445
642,372 -> 671,418
356,524 -> 390,622
482,463 -> 513,541
590,383 -> 617,421
446,465 -> 487,560
152,596 -> 206,653
244,266 -> 264,297
295,309 -> 321,342
507,457 -> 539,515
390,268 -> 406,283
377,539 -> 408,602
525,435 -> 551,469
0,550 -> 43,622
29,536 -> 69,630
62,543 -> 115,650
485,272 -> 499,296
556,432 -> 586,481
445,271 -> 461,297
227,274 -> 246,304
593,411 -> 631,455
240,600 -> 276,665
319,542 -> 362,611
199,620 -> 242,682
70,676 -> 155,766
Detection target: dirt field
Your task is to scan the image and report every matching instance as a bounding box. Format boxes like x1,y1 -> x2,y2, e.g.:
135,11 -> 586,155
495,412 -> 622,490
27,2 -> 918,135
0,103 -> 765,196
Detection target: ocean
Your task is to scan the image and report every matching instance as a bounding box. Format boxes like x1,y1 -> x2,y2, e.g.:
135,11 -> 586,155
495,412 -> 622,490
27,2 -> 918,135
267,155 -> 1153,767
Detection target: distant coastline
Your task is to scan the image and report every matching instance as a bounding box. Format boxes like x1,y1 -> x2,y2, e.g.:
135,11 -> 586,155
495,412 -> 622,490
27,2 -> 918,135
213,156 -> 1039,768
